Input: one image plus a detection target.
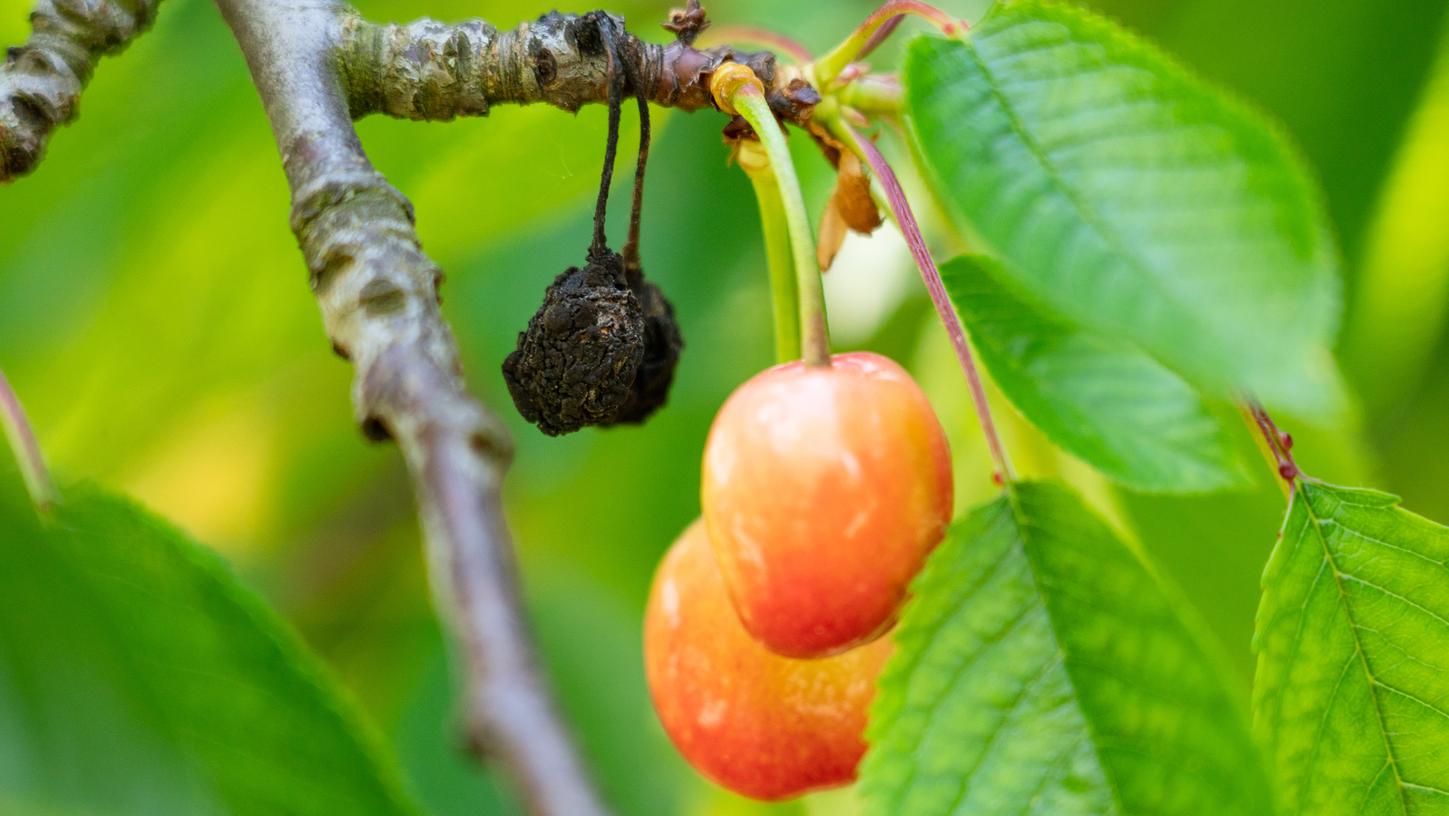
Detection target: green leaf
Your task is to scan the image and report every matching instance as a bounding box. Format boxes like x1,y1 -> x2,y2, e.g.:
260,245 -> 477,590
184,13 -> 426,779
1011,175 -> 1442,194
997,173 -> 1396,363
0,481 -> 420,816
860,480 -> 1273,815
1254,481 -> 1449,814
941,254 -> 1248,493
905,1 -> 1342,417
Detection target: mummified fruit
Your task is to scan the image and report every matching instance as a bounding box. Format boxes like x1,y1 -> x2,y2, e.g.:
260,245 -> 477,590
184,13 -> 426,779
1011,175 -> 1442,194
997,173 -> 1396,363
502,253 -> 683,434
702,351 -> 952,657
645,521 -> 891,801
502,250 -> 645,436
607,273 -> 683,425
503,13 -> 684,435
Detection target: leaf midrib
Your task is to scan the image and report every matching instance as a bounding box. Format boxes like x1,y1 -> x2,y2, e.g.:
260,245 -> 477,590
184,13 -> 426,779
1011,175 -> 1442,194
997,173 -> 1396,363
977,329 -> 1141,481
955,35 -> 1217,369
1297,485 -> 1411,816
945,260 -> 1240,492
1004,485 -> 1128,816
882,500 -> 1045,815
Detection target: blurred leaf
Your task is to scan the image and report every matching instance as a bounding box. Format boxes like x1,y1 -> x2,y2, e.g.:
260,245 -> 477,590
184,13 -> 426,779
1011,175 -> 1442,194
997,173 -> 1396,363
529,562 -> 691,816
861,480 -> 1272,815
1343,18 -> 1449,409
905,2 -> 1342,417
0,480 -> 419,815
1086,0 -> 1449,269
393,634 -> 514,816
941,254 -> 1248,492
1254,481 -> 1449,814
1114,481 -> 1284,684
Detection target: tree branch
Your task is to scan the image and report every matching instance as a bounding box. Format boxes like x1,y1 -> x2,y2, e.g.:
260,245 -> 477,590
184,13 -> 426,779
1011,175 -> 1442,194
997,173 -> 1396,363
0,0 -> 161,181
337,9 -> 819,125
212,1 -> 606,813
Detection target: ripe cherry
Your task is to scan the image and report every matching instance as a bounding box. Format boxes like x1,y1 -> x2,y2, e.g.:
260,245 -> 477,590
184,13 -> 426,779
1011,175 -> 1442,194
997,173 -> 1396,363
702,351 -> 952,657
644,521 -> 891,801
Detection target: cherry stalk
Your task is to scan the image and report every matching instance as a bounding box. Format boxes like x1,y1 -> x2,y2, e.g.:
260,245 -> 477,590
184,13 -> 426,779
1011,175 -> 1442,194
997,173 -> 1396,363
717,64 -> 832,367
815,0 -> 968,85
738,139 -> 804,363
834,122 -> 1015,484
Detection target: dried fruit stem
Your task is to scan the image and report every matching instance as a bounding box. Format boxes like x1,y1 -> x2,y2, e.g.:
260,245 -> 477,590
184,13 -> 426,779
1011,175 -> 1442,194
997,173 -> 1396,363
591,17 -> 625,257
739,139 -> 803,363
623,90 -> 651,269
730,81 -> 832,367
0,369 -> 54,511
621,26 -> 652,272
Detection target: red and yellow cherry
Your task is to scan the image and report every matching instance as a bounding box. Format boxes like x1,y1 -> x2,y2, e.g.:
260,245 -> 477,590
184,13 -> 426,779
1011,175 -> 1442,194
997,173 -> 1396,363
644,521 -> 892,801
701,351 -> 952,657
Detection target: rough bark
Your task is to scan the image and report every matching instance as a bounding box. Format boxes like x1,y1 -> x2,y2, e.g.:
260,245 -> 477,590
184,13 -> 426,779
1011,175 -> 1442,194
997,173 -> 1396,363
337,10 -> 816,125
0,0 -> 162,181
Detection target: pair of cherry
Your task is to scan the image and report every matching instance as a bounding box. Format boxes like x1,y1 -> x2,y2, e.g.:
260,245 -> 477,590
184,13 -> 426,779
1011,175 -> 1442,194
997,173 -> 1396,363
646,351 -> 953,800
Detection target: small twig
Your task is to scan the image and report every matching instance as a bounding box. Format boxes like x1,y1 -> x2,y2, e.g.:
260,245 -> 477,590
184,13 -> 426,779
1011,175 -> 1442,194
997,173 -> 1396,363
337,10 -> 815,127
0,0 -> 162,181
0,369 -> 55,511
1247,401 -> 1300,495
4,4 -> 821,182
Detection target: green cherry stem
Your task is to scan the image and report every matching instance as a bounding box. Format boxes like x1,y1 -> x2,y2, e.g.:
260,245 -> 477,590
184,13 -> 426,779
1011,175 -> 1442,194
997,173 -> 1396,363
838,74 -> 904,117
739,139 -> 803,363
724,69 -> 831,367
815,1 -> 968,87
0,369 -> 55,512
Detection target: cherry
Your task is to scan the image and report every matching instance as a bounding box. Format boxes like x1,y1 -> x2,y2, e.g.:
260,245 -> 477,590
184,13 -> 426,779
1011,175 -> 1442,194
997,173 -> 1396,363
644,521 -> 891,801
702,351 -> 952,657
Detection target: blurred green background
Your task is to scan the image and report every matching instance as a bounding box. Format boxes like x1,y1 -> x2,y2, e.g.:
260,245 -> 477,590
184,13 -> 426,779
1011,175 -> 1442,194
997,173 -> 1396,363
2,0 -> 1448,813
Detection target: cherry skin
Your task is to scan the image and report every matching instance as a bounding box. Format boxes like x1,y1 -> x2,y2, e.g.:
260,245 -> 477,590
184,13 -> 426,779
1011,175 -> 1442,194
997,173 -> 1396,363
702,351 -> 952,657
644,521 -> 892,801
